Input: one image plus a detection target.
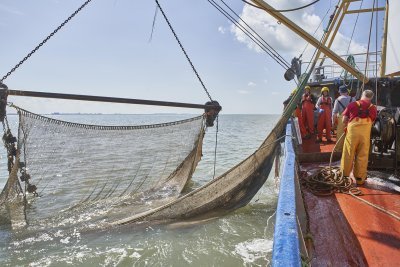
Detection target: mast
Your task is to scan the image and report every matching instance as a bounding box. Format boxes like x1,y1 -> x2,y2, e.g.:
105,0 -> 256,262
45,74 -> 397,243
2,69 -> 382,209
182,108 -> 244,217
250,0 -> 369,83
318,1 -> 351,67
380,1 -> 389,77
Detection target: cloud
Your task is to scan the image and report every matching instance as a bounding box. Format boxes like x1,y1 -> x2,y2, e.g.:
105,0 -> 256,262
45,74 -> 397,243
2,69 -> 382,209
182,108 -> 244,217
218,26 -> 226,34
271,91 -> 279,95
237,89 -> 250,94
231,0 -> 367,62
247,81 -> 256,87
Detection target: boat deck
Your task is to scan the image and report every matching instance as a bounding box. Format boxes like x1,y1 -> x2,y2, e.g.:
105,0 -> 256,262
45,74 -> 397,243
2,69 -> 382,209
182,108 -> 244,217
296,133 -> 341,163
300,163 -> 400,266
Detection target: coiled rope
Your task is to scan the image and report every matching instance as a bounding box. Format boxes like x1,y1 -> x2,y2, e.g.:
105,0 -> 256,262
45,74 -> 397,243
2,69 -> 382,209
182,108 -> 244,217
301,132 -> 400,221
301,133 -> 362,196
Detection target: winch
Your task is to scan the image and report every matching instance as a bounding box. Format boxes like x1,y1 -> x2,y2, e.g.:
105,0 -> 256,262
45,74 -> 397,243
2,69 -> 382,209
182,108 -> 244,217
369,106 -> 400,172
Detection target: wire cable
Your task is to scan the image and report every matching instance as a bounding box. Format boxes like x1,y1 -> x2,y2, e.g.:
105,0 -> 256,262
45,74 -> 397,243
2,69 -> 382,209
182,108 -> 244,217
346,0 -> 364,55
375,0 -> 378,103
363,0 -> 376,88
300,1 -> 335,58
1,0 -> 93,83
148,4 -> 159,43
242,0 -> 320,13
155,0 -> 214,101
207,0 -> 290,70
218,0 -> 291,68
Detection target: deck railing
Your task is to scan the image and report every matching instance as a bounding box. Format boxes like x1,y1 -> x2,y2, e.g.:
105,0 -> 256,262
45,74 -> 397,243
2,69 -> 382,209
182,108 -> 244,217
302,51 -> 382,82
272,121 -> 302,266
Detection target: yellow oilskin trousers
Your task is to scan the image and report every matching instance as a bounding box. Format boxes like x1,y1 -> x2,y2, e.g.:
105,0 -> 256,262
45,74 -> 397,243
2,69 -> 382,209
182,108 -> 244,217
341,117 -> 373,183
334,114 -> 345,152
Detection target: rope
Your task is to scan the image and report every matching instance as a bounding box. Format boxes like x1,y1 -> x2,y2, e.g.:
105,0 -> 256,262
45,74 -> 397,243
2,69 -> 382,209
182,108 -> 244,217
348,191 -> 400,221
345,0 -> 364,55
148,4 -> 159,43
207,0 -> 291,71
374,0 -> 378,103
10,104 -> 203,130
216,0 -> 291,68
302,131 -> 400,222
301,132 -> 362,196
259,134 -> 292,150
212,116 -> 219,179
300,1 -> 335,58
242,0 -> 320,13
301,166 -> 361,196
154,0 -> 213,101
0,0 -> 93,82
363,0 -> 376,85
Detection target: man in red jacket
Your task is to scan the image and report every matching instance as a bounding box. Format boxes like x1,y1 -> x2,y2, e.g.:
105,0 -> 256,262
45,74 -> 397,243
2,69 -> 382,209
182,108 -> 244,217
301,86 -> 315,139
341,89 -> 377,185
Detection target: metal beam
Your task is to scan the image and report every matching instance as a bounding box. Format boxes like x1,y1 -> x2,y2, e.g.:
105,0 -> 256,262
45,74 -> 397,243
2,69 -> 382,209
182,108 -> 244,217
380,2 -> 389,77
5,89 -> 217,110
251,0 -> 369,83
346,7 -> 385,14
318,1 -> 351,67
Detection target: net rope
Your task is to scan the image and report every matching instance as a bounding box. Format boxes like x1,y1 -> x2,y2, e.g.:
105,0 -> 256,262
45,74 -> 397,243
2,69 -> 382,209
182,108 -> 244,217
1,105 -> 205,227
112,73 -> 312,225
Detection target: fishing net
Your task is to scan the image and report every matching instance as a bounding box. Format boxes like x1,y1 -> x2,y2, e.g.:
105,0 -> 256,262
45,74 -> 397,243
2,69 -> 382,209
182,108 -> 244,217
112,74 -> 311,225
0,106 -> 205,226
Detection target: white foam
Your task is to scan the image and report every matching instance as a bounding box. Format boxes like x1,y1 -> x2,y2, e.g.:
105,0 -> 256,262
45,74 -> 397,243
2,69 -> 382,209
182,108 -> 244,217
60,237 -> 70,244
129,251 -> 141,259
234,238 -> 273,265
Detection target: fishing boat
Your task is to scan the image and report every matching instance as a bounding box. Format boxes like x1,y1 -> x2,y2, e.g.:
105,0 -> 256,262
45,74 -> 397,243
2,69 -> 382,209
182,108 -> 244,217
255,0 -> 400,266
0,0 -> 399,266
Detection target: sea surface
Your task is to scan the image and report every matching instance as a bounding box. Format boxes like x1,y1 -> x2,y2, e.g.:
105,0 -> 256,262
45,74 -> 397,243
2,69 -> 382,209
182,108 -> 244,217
0,114 -> 281,266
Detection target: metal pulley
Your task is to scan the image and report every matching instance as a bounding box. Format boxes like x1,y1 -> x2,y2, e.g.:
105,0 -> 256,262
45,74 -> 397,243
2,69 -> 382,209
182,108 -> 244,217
0,83 -> 8,123
284,57 -> 302,81
204,101 -> 222,127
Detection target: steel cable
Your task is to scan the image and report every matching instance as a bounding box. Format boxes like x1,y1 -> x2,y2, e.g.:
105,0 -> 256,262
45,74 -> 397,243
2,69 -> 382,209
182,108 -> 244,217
207,0 -> 290,70
242,0 -> 320,13
154,0 -> 214,101
1,0 -> 94,82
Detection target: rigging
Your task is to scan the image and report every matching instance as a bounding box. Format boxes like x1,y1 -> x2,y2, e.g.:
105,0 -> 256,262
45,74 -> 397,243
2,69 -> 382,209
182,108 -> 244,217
221,0 -> 290,67
154,0 -> 214,102
0,0 -> 93,83
242,0 -> 320,13
300,1 -> 337,59
207,0 -> 292,71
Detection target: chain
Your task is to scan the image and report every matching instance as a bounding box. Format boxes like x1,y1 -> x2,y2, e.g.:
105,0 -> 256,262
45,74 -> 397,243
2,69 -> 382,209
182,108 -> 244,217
1,0 -> 93,83
154,0 -> 213,101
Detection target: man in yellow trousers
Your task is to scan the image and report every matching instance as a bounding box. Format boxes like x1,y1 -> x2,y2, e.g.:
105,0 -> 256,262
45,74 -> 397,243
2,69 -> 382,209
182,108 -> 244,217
332,85 -> 355,152
341,90 -> 377,185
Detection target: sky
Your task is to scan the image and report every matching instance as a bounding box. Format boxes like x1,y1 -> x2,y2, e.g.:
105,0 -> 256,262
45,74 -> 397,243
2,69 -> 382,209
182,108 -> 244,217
0,0 -> 385,114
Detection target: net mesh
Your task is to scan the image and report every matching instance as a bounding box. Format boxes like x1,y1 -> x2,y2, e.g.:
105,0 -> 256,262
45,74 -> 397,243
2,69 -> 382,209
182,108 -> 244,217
1,106 -> 205,226
112,74 -> 311,225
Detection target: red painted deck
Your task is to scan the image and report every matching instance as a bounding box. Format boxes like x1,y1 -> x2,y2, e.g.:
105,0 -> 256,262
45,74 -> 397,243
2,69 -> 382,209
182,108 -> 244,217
296,132 -> 342,163
298,134 -> 337,154
300,163 -> 400,266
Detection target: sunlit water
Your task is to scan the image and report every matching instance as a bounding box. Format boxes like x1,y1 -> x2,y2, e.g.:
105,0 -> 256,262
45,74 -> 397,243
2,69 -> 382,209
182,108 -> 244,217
0,114 -> 281,266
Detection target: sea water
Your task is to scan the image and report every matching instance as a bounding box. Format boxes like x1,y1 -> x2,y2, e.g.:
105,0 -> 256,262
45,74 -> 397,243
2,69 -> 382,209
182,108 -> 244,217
0,114 -> 281,266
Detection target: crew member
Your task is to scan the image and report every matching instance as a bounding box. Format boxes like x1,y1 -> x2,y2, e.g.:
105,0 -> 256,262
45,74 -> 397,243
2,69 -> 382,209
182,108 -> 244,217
283,89 -> 307,138
341,89 -> 377,185
316,87 -> 333,143
332,85 -> 354,151
301,86 -> 315,138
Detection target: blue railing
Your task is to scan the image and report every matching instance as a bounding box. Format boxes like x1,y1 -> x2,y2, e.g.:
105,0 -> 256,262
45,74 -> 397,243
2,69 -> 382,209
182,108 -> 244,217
272,121 -> 301,266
